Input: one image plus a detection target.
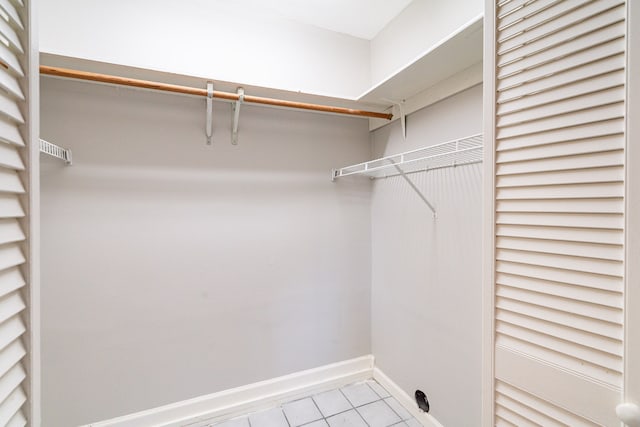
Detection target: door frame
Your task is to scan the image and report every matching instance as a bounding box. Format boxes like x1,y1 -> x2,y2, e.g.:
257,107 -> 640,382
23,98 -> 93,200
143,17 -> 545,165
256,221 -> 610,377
481,0 -> 497,425
26,0 -> 41,424
625,0 -> 640,413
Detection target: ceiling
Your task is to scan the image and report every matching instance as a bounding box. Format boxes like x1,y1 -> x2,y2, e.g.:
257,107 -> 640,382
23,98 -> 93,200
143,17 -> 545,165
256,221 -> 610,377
245,0 -> 414,40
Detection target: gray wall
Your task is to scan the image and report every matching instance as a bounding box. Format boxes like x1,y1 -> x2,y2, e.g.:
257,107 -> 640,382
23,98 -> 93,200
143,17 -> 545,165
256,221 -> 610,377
371,85 -> 483,426
40,78 -> 372,427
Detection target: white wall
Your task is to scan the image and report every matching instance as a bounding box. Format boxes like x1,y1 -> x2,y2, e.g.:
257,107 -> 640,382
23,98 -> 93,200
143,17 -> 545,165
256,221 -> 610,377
38,0 -> 371,98
371,85 -> 483,426
39,0 -> 485,98
370,0 -> 483,86
40,78 -> 372,427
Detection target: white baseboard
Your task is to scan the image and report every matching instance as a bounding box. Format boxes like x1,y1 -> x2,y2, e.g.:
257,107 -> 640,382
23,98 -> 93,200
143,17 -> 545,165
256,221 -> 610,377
85,355 -> 374,427
84,357 -> 446,427
373,368 -> 444,427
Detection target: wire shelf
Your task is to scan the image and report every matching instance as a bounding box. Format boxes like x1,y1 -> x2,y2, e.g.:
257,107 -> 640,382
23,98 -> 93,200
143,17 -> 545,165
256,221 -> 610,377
332,133 -> 482,180
40,138 -> 72,165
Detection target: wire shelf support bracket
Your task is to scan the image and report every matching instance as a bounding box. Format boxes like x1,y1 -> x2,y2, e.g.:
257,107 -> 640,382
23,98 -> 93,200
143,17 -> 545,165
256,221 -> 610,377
39,138 -> 72,165
387,158 -> 436,217
382,98 -> 407,140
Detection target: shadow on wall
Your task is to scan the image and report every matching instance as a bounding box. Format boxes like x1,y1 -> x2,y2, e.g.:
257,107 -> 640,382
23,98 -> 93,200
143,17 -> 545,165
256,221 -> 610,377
370,84 -> 484,427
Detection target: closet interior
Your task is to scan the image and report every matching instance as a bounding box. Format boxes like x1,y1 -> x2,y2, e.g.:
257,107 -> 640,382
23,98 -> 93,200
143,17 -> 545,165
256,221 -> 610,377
3,0 -> 639,426
37,1 -> 483,425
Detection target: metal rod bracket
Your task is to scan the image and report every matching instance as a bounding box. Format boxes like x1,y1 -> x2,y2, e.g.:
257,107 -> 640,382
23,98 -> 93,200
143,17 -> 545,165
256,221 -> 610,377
398,103 -> 406,140
232,87 -> 244,145
206,82 -> 213,145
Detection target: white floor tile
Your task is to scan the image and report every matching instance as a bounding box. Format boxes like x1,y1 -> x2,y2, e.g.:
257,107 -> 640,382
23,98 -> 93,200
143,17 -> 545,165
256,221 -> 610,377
341,383 -> 380,407
356,400 -> 401,427
384,397 -> 412,420
367,381 -> 390,399
326,409 -> 368,427
249,407 -> 289,427
207,381 -> 424,427
283,398 -> 323,426
212,416 -> 250,427
313,389 -> 353,417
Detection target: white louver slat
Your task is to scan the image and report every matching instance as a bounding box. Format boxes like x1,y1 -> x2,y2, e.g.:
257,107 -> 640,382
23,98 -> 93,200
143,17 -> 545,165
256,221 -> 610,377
0,0 -> 31,425
0,0 -> 23,30
495,134 -> 624,162
498,1 -> 625,53
495,381 -> 600,427
0,365 -> 25,411
5,412 -> 25,427
496,119 -> 624,151
0,387 -> 26,426
487,0 -> 628,425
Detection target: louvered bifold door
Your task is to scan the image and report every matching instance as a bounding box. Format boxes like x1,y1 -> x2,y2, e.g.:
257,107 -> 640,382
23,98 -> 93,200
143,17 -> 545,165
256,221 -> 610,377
0,0 -> 33,426
486,0 -> 628,425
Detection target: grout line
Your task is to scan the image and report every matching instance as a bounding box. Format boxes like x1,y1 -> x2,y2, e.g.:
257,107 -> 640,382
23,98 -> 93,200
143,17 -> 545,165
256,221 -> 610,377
282,397 -> 325,427
353,406 -> 370,427
355,400 -> 384,409
356,383 -> 409,427
380,398 -> 406,423
369,386 -> 383,400
327,407 -> 358,419
367,381 -> 412,423
368,380 -> 391,400
337,387 -> 356,409
339,383 -> 383,409
297,418 -> 326,427
333,388 -> 370,427
280,406 -> 292,427
309,396 -> 325,423
352,385 -> 374,427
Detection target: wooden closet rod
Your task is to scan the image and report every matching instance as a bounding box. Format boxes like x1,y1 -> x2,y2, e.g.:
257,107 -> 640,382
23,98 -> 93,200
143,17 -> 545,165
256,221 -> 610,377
40,66 -> 393,120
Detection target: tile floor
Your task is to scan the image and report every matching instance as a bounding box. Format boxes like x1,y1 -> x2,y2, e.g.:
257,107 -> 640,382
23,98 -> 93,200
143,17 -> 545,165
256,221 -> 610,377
208,380 -> 423,427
